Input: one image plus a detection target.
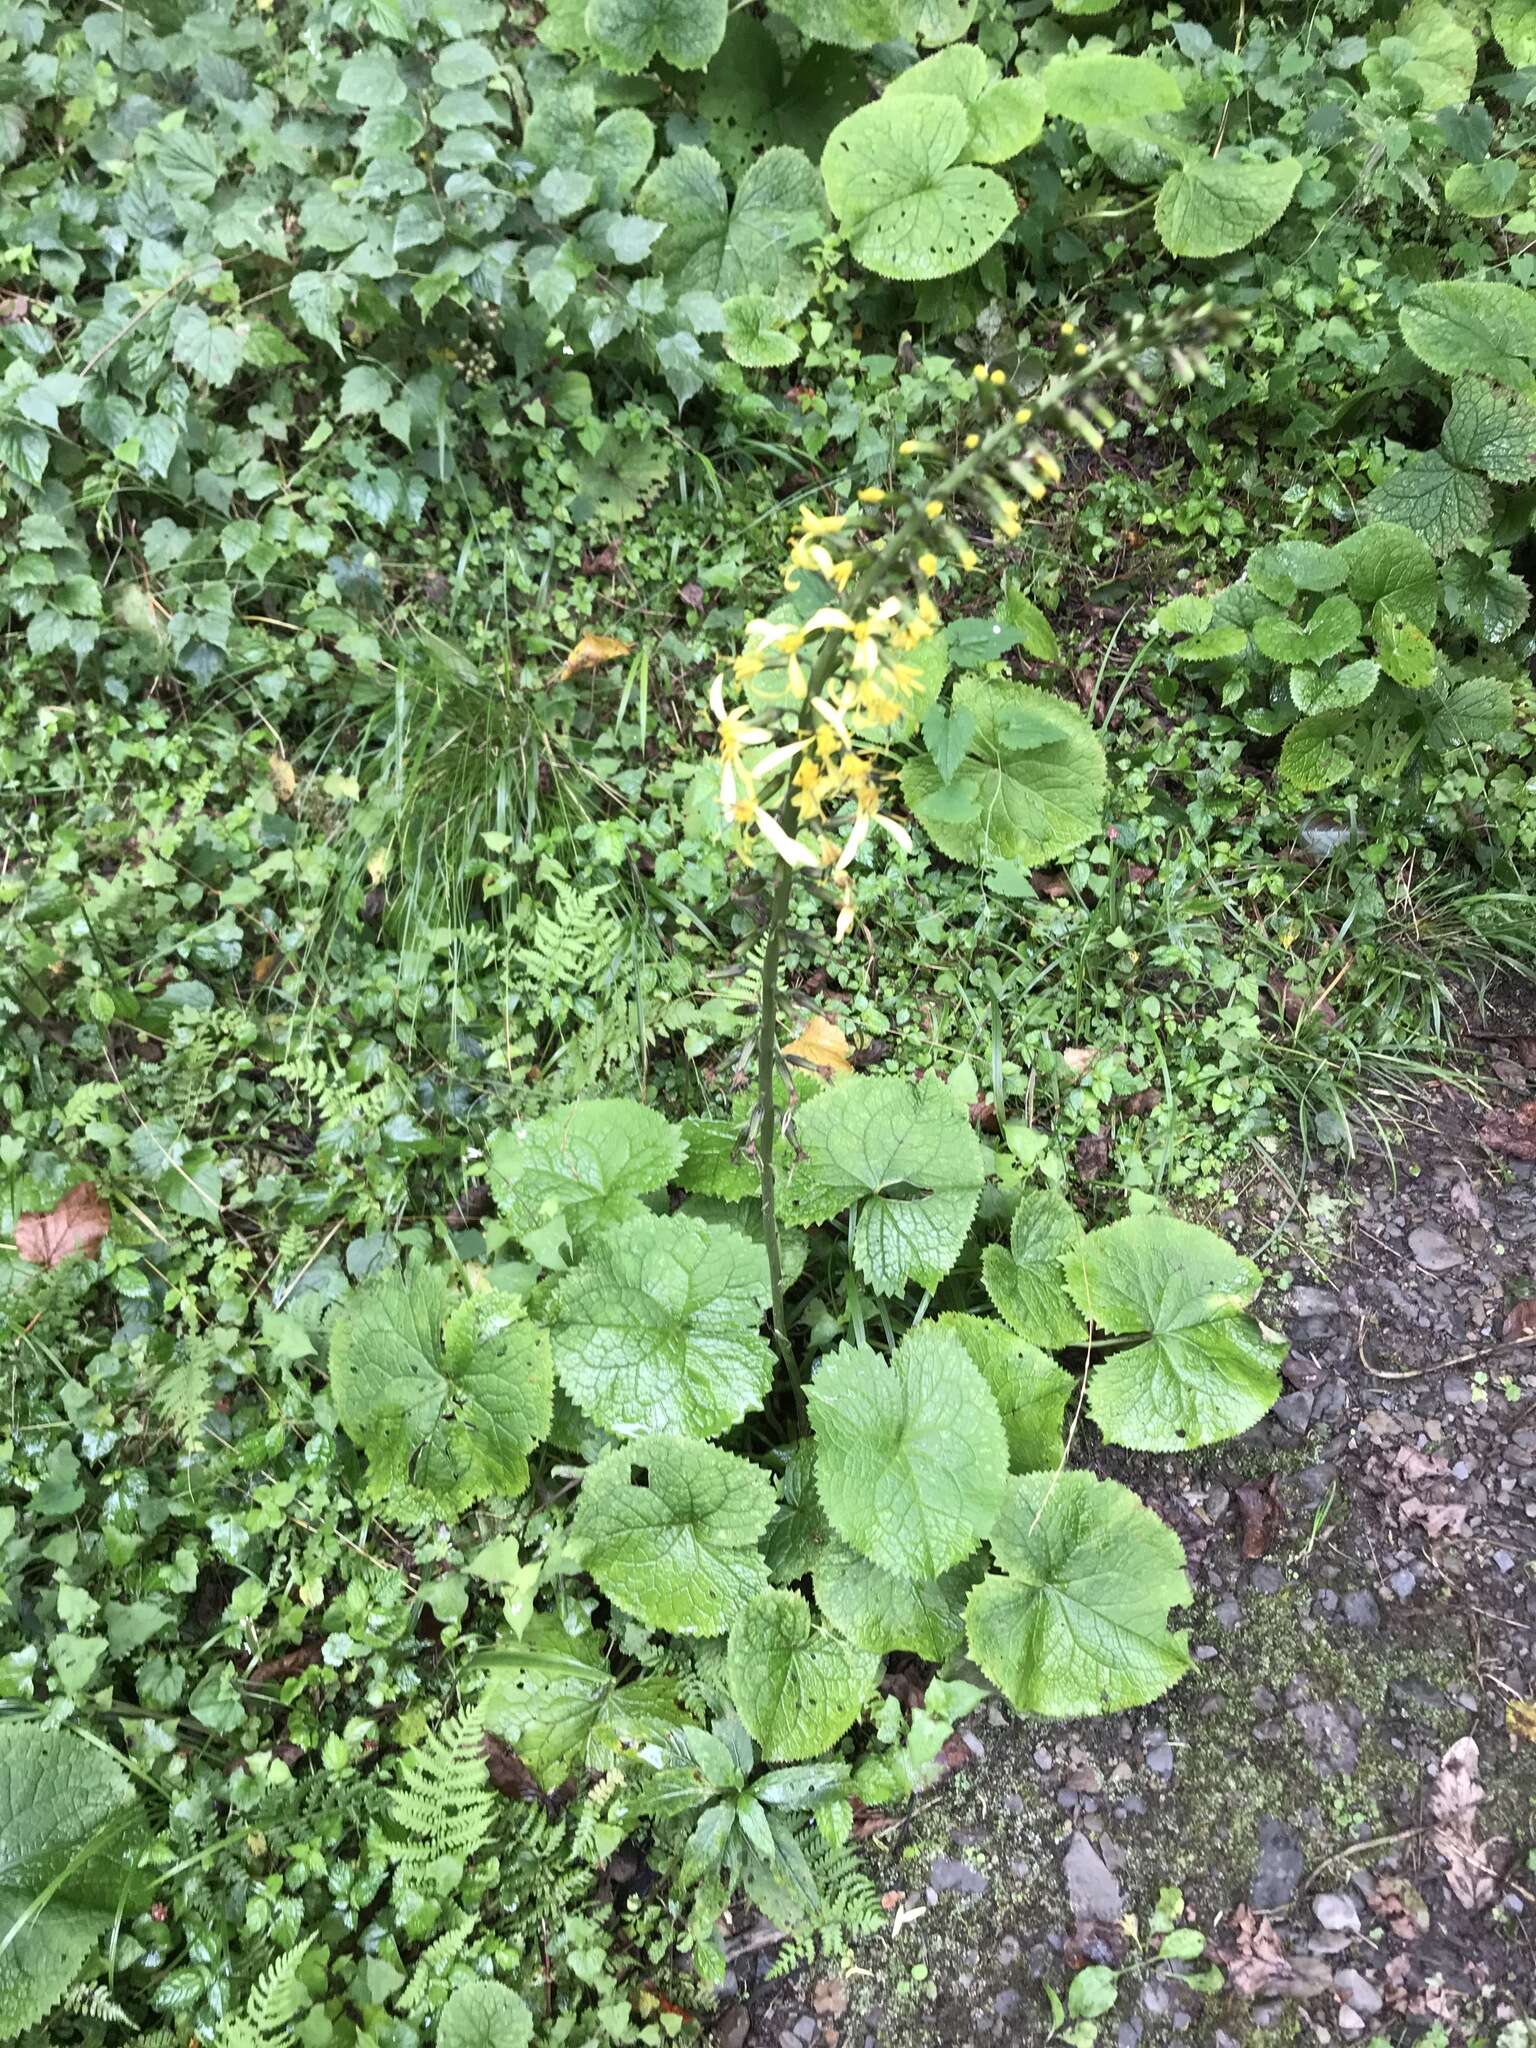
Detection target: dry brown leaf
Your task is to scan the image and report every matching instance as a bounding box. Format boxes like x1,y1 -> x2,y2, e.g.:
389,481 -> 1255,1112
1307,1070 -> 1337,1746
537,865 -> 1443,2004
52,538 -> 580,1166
1400,1498 -> 1468,1540
1430,1736 -> 1500,1910
1480,1099 -> 1536,1162
1062,1047 -> 1099,1076
1367,1875 -> 1430,1940
783,1012 -> 854,1080
268,751 -> 297,801
15,1181 -> 111,1269
1501,1298 -> 1536,1342
1506,1699 -> 1536,1744
559,632 -> 631,679
1221,1903 -> 1288,1997
1235,1476 -> 1285,1559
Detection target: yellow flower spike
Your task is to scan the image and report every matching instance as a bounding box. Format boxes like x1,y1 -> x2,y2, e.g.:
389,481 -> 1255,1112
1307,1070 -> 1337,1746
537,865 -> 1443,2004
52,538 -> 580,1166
1035,450 -> 1063,484
964,433 -> 980,451
1021,476 -> 1047,502
1014,406 -> 1032,425
989,367 -> 1006,386
917,550 -> 939,576
858,486 -> 886,504
917,593 -> 940,625
899,438 -> 921,454
924,498 -> 944,519
973,363 -> 989,382
799,509 -> 847,538
959,547 -> 979,571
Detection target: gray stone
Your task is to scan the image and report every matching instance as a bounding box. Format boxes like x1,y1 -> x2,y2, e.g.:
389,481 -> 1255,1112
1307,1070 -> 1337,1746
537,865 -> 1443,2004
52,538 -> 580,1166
1334,1968 -> 1383,2018
1388,1567 -> 1417,1599
1408,1226 -> 1462,1273
1289,1286 -> 1342,1318
1313,1891 -> 1360,1934
1063,1831 -> 1123,1922
931,1856 -> 988,1897
1250,1816 -> 1305,1911
1340,1590 -> 1380,1628
1292,1701 -> 1359,1775
1251,1564 -> 1285,1595
1273,1390 -> 1315,1434
1145,1741 -> 1175,1778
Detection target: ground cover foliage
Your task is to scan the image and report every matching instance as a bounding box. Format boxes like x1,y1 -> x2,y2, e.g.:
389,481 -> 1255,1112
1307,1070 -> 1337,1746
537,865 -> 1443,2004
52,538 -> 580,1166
2,0 -> 1535,2041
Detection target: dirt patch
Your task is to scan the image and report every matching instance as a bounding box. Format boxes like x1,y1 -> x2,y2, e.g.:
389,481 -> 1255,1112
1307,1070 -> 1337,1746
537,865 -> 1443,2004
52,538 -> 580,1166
735,1028 -> 1536,2046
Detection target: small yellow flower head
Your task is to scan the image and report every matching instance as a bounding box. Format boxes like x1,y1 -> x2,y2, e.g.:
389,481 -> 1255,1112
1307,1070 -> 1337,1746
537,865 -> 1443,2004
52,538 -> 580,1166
899,438 -> 921,455
973,363 -> 989,383
858,485 -> 886,504
917,550 -> 939,576
964,433 -> 980,451
1073,342 -> 1089,357
1021,475 -> 1047,503
1035,449 -> 1063,484
1060,320 -> 1075,337
959,546 -> 979,571
989,367 -> 1006,386
924,498 -> 944,519
1014,406 -> 1032,425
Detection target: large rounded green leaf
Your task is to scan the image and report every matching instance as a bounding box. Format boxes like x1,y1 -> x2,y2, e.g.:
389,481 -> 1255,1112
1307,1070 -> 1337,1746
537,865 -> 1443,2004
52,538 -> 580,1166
726,1590 -> 879,1760
1442,377 -> 1536,482
0,1726 -> 147,2042
965,1472 -> 1192,1716
1154,152 -> 1302,258
814,1540 -> 979,1659
980,1189 -> 1089,1350
1041,52 -> 1184,124
808,1326 -> 1008,1578
776,0 -> 907,50
1065,1215 -> 1283,1450
639,144 -> 826,315
823,94 -> 1017,281
901,678 -> 1106,869
783,1074 -> 983,1294
1335,520 -> 1439,630
1398,280 -> 1536,386
585,0 -> 725,73
440,1982 -> 534,2048
1365,452 -> 1492,556
571,1435 -> 774,1634
886,46 -> 1045,163
551,1209 -> 773,1439
940,1312 -> 1074,1473
487,1099 -> 685,1248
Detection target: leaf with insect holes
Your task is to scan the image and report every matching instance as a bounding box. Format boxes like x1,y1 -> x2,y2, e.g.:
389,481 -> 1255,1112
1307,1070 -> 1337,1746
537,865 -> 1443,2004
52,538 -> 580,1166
1154,152 -> 1303,258
726,1590 -> 879,1760
14,1181 -> 110,1269
822,94 -> 1016,282
328,1270 -> 552,1509
902,678 -> 1106,870
783,1075 -> 983,1294
814,1539 -> 980,1658
981,1189 -> 1089,1349
775,0 -> 907,50
571,1435 -> 774,1634
0,1724 -> 149,2043
965,1471 -> 1193,1716
487,1099 -> 685,1248
940,1312 -> 1074,1472
808,1327 -> 1008,1577
1065,1215 -> 1283,1450
550,1209 -> 773,1439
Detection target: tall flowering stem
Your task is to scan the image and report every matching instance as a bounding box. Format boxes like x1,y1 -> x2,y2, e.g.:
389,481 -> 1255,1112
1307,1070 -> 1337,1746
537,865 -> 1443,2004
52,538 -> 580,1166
723,311 -> 1221,1382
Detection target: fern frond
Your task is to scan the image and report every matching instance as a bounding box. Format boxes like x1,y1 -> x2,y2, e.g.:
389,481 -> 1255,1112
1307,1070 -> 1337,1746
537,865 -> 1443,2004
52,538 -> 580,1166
149,1333 -> 215,1450
215,1934 -> 316,2048
62,1983 -> 132,2024
386,1706 -> 496,1882
397,1916 -> 474,2017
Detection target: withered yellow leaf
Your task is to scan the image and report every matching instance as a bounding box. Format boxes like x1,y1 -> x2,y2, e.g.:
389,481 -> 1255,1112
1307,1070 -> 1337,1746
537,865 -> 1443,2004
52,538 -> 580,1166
1507,1699 -> 1536,1743
560,632 -> 632,679
268,751 -> 297,801
783,1012 -> 854,1079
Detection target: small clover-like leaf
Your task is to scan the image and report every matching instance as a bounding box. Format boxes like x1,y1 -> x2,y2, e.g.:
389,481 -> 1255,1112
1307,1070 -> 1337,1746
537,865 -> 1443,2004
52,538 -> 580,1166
1154,152 -> 1303,259
550,1209 -> 773,1439
585,0 -> 725,72
980,1190 -> 1089,1350
822,93 -> 1017,282
571,1435 -> 774,1634
940,1312 -> 1074,1472
814,1539 -> 979,1659
808,1327 -> 1008,1578
329,1271 -> 552,1508
902,678 -> 1106,871
487,1099 -> 685,1249
965,1471 -> 1193,1716
726,1590 -> 879,1760
784,1074 -> 983,1294
1066,1215 -> 1284,1450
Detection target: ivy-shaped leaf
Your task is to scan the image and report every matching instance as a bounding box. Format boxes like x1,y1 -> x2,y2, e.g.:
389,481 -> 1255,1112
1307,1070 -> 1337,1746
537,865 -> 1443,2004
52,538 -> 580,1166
550,1209 -> 773,1438
1398,280 -> 1536,387
484,1617 -> 686,1790
0,1725 -> 148,2043
822,94 -> 1017,282
965,1472 -> 1193,1716
807,1328 -> 1008,1577
1443,553 -> 1532,643
814,1539 -> 979,1659
1428,673 -> 1515,746
886,46 -> 1046,163
1154,152 -> 1303,258
980,1189 -> 1089,1349
570,1435 -> 774,1634
329,1271 -> 553,1508
940,1312 -> 1074,1473
487,1099 -> 685,1249
784,1074 -> 983,1294
640,145 -> 826,318
1065,1215 -> 1284,1450
726,1590 -> 879,1761
585,0 -> 726,73
721,292 -> 799,367
901,677 -> 1107,869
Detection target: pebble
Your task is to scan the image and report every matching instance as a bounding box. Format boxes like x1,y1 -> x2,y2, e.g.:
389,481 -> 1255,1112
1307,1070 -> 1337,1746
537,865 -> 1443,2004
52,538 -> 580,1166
1272,1389 -> 1315,1434
1251,1564 -> 1285,1595
1334,1968 -> 1383,2018
1341,1590 -> 1380,1628
1313,1891 -> 1361,1934
930,1856 -> 988,1897
1388,1566 -> 1417,1599
1145,1741 -> 1175,1778
1289,1285 -> 1342,1317
1251,1816 -> 1304,1911
1408,1225 -> 1463,1272
1063,1832 -> 1123,1922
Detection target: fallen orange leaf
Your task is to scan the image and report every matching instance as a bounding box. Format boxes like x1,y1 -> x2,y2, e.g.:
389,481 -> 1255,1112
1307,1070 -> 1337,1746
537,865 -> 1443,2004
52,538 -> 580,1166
559,632 -> 631,679
783,1013 -> 854,1079
15,1182 -> 111,1269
